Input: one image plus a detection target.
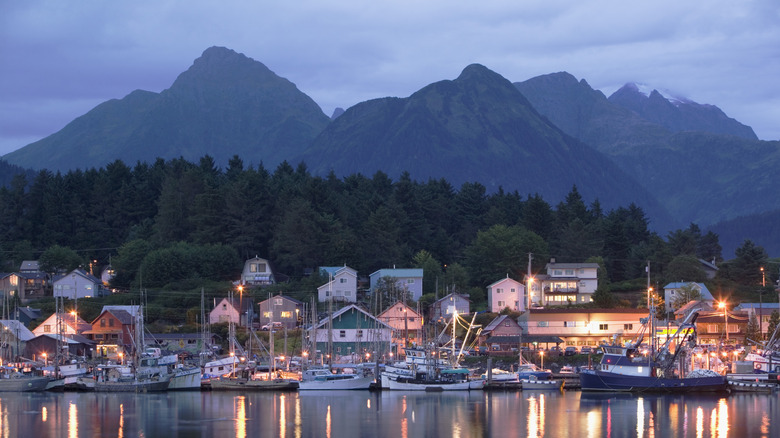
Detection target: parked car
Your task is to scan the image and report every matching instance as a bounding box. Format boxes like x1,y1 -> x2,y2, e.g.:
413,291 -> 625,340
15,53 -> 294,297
580,346 -> 593,354
564,346 -> 578,356
261,322 -> 283,331
549,346 -> 563,357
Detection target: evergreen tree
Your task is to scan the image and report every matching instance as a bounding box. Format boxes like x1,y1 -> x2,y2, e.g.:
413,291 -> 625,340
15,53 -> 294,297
745,312 -> 761,344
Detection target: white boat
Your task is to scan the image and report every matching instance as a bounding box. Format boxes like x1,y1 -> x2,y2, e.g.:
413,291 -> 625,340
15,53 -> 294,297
298,368 -> 374,390
168,364 -> 202,390
91,364 -> 171,392
481,368 -> 518,382
384,367 -> 482,391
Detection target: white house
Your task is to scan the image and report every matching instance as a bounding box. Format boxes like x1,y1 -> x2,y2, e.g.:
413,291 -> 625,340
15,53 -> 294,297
537,261 -> 599,306
369,268 -> 424,302
52,269 -> 103,299
487,276 -> 525,313
317,266 -> 358,303
33,313 -> 91,336
663,282 -> 715,313
239,256 -> 275,286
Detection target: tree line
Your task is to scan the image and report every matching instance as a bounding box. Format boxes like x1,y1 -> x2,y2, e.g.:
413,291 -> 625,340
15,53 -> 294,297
0,155 -> 774,312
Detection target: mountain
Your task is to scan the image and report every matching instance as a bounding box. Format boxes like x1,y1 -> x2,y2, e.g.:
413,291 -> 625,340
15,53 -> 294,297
2,47 -> 331,172
608,83 -> 757,140
514,73 -> 780,227
708,209 -> 780,259
298,64 -> 672,225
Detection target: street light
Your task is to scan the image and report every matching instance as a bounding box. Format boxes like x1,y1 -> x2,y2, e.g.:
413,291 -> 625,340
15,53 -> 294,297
539,350 -> 544,369
718,301 -> 728,342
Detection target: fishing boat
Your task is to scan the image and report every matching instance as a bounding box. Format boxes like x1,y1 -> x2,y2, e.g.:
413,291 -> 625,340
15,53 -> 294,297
91,363 -> 171,392
210,366 -> 299,391
0,365 -> 50,392
580,310 -> 728,393
298,367 -> 374,390
520,374 -> 564,390
381,311 -> 484,391
727,377 -> 776,393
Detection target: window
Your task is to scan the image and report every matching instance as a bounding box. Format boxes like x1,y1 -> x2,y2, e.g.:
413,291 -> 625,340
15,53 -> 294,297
257,263 -> 267,272
553,270 -> 563,276
43,324 -> 51,332
599,324 -> 609,330
263,312 -> 271,318
345,291 -> 351,296
496,288 -> 503,294
325,291 -> 330,297
511,288 -> 516,293
564,321 -> 576,327
274,298 -> 283,306
108,319 -> 114,327
222,304 -> 227,310
100,318 -> 106,327
498,301 -> 505,307
407,279 -> 415,284
250,263 -> 258,273
707,324 -> 718,333
565,269 -> 574,276
409,317 -> 415,323
339,330 -> 346,338
95,334 -> 103,339
357,330 -> 363,338
624,324 -> 633,330
537,321 -> 549,327
281,311 -> 292,318
340,278 -> 347,283
504,322 -> 510,327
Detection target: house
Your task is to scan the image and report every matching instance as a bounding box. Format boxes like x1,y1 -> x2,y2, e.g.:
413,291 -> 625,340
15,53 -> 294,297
258,295 -> 304,329
19,260 -> 40,273
32,312 -> 91,336
663,282 -> 715,313
83,309 -> 136,359
100,265 -> 115,286
480,315 -> 524,355
0,273 -> 22,300
377,301 -> 423,356
735,303 -> 780,339
24,333 -> 95,361
16,307 -> 42,326
311,304 -> 392,362
535,260 -> 599,306
52,269 -> 103,299
0,319 -> 36,359
317,266 -> 358,303
518,308 -> 648,349
486,276 -> 525,313
698,259 -> 719,280
239,256 -> 275,286
146,333 -> 215,355
369,268 -> 424,302
673,301 -> 714,321
695,308 -> 745,346
430,293 -> 471,322
210,297 -> 255,327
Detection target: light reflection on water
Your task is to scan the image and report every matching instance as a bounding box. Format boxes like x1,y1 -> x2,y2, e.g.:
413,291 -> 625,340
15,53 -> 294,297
0,390 -> 777,437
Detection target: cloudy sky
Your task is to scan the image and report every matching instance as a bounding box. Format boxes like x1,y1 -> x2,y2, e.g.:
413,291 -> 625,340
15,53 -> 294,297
1,1 -> 778,156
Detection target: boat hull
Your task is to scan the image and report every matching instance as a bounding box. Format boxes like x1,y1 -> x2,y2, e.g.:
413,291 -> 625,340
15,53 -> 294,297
0,376 -> 50,392
580,370 -> 728,393
93,379 -> 171,392
299,376 -> 374,390
382,373 -> 480,391
168,367 -> 202,390
520,379 -> 564,390
209,377 -> 299,391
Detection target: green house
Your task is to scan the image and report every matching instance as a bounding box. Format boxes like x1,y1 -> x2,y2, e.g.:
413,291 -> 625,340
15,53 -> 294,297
312,304 -> 392,362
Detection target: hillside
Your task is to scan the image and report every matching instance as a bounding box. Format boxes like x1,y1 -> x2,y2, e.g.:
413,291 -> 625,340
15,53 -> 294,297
299,64 -> 672,226
2,47 -> 331,172
514,73 -> 780,227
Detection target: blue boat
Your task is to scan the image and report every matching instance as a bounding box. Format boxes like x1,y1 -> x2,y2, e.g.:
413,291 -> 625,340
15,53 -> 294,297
580,311 -> 728,393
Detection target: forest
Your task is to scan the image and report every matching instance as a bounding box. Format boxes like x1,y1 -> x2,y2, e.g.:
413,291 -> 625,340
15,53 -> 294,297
0,155 -> 775,325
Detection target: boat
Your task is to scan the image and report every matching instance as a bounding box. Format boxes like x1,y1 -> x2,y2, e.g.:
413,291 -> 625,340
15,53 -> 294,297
0,365 -> 50,392
580,310 -> 728,393
481,368 -> 518,382
384,367 -> 479,391
727,377 -> 776,393
520,374 -> 564,390
91,363 -> 171,392
209,367 -> 299,391
298,367 -> 374,390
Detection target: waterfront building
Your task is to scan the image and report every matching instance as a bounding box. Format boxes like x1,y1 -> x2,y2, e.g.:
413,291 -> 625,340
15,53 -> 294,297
312,304 -> 392,362
377,301 -> 423,356
519,308 -> 647,348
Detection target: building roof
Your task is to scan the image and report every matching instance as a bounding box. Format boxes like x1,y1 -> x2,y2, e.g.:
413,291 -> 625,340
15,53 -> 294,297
370,268 -> 423,278
546,263 -> 600,269
663,282 -> 715,301
0,320 -> 36,341
20,260 -> 40,272
525,308 -> 649,315
259,294 -> 303,306
483,315 -> 518,332
434,293 -> 471,305
52,269 -> 102,285
487,276 -> 522,288
101,305 -> 141,317
314,304 -> 393,330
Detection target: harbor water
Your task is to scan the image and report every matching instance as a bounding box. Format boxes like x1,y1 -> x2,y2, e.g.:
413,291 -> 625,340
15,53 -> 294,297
2,389 -> 778,437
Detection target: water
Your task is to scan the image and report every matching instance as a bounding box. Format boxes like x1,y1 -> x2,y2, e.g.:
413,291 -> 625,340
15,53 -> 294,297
1,390 -> 778,437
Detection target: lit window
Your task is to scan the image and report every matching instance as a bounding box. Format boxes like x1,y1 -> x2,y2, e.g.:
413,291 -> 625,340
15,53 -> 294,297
339,330 -> 346,338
